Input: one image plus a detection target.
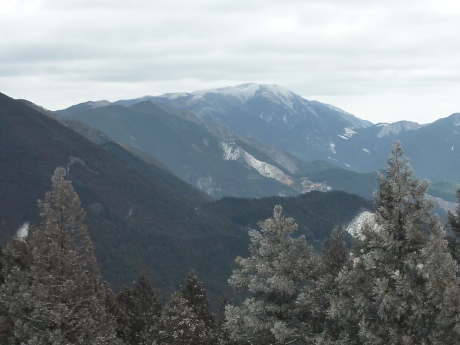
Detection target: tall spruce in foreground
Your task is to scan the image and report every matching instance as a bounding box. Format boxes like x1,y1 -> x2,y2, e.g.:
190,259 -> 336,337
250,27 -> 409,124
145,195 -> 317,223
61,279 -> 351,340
0,167 -> 121,344
329,142 -> 460,344
224,205 -> 320,345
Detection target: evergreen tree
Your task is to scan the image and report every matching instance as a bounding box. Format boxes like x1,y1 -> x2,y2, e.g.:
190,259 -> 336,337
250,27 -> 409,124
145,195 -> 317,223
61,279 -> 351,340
296,229 -> 349,343
329,142 -> 460,344
161,291 -> 212,345
180,270 -> 215,331
447,189 -> 460,265
0,167 -> 120,344
448,189 -> 460,235
0,245 -> 8,344
224,205 -> 319,345
116,271 -> 163,345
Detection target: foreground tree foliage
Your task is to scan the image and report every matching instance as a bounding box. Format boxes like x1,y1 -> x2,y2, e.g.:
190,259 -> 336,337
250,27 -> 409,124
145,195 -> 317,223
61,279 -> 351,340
224,205 -> 322,344
2,142 -> 460,345
329,142 -> 460,344
114,272 -> 162,345
0,167 -> 121,344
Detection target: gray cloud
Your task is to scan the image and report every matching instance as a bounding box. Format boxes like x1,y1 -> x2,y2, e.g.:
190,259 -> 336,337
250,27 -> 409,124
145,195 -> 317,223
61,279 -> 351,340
1,0 -> 459,123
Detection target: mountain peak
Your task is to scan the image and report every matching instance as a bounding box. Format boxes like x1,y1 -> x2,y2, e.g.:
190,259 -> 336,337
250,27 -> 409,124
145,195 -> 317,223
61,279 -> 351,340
375,120 -> 422,138
185,83 -> 296,105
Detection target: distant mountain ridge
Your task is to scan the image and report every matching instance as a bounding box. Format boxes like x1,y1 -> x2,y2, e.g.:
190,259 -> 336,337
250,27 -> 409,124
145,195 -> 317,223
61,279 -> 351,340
0,91 -> 373,302
113,83 -> 373,162
60,98 -> 378,199
109,83 -> 459,184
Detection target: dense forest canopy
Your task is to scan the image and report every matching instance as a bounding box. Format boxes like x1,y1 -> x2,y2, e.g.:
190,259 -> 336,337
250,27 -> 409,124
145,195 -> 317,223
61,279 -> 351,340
1,142 -> 460,344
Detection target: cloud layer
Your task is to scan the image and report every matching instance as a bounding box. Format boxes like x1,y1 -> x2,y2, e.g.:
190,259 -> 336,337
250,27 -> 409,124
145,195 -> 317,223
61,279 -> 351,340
1,0 -> 460,123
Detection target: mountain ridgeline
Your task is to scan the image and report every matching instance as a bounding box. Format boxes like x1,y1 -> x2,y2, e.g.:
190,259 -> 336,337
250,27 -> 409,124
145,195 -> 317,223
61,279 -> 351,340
0,91 -> 372,302
108,83 -> 460,189
57,95 -> 378,200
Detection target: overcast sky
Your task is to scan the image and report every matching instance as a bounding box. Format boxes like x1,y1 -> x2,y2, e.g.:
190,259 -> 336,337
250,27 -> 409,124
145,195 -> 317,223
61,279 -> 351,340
1,0 -> 460,124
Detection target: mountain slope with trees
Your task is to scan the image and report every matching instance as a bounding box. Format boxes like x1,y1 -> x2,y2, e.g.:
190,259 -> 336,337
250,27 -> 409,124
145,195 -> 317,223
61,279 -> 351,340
0,91 -> 372,302
58,98 -> 378,199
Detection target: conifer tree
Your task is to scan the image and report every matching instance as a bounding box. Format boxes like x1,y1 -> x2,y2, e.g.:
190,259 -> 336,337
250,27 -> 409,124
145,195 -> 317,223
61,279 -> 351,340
329,142 -> 460,344
180,270 -> 215,330
224,205 -> 319,345
447,189 -> 460,265
296,229 -> 349,343
0,167 -> 121,344
116,271 -> 162,345
161,291 -> 213,345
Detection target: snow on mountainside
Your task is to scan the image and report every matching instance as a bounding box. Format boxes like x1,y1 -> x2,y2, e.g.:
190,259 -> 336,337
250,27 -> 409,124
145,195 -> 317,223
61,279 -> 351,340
86,85 -> 460,185
219,141 -> 331,194
116,83 -> 372,130
375,121 -> 422,138
114,83 -> 374,164
220,141 -> 295,186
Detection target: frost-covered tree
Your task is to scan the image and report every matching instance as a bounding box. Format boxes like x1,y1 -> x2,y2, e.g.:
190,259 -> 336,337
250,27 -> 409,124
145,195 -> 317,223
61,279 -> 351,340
296,229 -> 349,343
0,167 -> 120,344
224,205 -> 320,345
161,291 -> 213,345
329,142 -> 460,344
447,189 -> 460,265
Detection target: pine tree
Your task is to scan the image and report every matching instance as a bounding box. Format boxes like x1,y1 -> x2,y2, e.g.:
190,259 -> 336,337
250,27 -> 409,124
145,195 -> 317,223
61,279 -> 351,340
224,205 -> 319,345
329,142 -> 460,344
0,167 -> 121,344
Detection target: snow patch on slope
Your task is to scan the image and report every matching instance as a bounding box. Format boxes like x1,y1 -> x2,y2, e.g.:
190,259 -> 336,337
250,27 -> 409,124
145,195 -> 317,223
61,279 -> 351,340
220,142 -> 293,185
376,121 -> 421,138
344,127 -> 357,138
329,141 -> 336,154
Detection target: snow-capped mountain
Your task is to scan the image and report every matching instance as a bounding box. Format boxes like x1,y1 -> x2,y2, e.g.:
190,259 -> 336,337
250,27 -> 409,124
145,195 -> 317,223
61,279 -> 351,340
115,83 -> 373,163
63,83 -> 460,196
112,84 -> 460,185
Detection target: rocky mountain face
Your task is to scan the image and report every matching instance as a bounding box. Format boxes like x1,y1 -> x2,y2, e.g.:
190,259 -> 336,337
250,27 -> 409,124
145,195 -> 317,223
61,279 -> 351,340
60,99 -> 377,199
112,83 -> 460,186
114,83 -> 372,163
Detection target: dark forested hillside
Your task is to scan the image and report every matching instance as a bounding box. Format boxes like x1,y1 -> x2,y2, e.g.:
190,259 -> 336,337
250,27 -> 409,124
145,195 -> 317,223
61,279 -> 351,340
0,92 -> 244,299
0,92 -> 372,303
203,191 -> 372,250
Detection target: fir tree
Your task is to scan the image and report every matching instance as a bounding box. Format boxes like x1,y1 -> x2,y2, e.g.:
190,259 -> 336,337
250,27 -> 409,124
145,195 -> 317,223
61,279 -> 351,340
329,142 -> 460,344
224,205 -> 319,345
0,167 -> 121,344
